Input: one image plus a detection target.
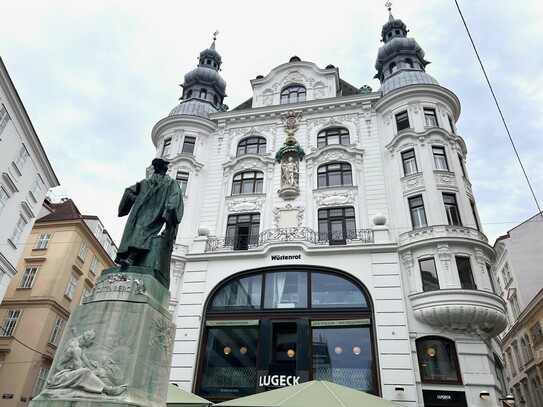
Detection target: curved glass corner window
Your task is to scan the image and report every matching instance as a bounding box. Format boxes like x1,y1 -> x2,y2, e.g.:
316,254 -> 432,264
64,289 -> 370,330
210,274 -> 262,310
312,326 -> 374,393
416,337 -> 461,384
264,272 -> 307,309
311,273 -> 367,308
280,85 -> 306,104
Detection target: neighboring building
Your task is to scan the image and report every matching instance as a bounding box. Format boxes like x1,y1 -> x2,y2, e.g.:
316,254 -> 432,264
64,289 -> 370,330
152,10 -> 508,407
0,56 -> 60,303
494,212 -> 543,406
0,198 -> 116,404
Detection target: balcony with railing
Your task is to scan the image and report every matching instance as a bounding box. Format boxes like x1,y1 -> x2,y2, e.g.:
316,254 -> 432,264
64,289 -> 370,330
205,227 -> 374,252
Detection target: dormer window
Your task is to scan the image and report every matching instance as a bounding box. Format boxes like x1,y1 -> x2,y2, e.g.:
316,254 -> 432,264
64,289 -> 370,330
405,58 -> 414,68
199,89 -> 207,100
187,90 -> 193,99
280,85 -> 306,105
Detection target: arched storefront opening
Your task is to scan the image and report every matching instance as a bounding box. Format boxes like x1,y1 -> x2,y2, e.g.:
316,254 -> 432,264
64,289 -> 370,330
195,266 -> 378,402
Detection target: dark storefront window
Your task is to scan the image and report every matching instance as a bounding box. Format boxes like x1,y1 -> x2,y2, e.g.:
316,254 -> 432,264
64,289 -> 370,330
199,268 -> 376,401
200,326 -> 259,397
416,336 -> 462,384
312,326 -> 374,393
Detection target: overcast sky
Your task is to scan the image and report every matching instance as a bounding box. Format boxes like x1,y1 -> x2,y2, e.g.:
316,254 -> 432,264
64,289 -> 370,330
1,0 -> 542,245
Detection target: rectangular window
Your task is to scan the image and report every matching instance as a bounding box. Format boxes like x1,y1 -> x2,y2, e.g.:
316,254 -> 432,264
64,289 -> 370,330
530,322 -> 543,345
162,137 -> 172,156
486,263 -> 496,293
65,275 -> 79,300
395,111 -> 410,132
30,175 -> 45,201
0,104 -> 10,136
78,242 -> 88,261
443,193 -> 462,226
470,200 -> 480,230
420,258 -> 440,291
424,108 -> 438,127
432,146 -> 449,171
176,171 -> 189,195
19,267 -> 38,288
511,293 -> 521,319
10,214 -> 27,244
401,149 -> 418,176
49,316 -> 65,345
1,309 -> 21,336
90,256 -> 99,273
448,115 -> 456,134
182,136 -> 196,154
80,287 -> 91,304
457,153 -> 466,177
0,187 -> 9,215
317,207 -> 356,246
32,366 -> 49,397
35,233 -> 52,249
456,257 -> 476,289
408,195 -> 427,229
14,145 -> 30,171
226,213 -> 260,250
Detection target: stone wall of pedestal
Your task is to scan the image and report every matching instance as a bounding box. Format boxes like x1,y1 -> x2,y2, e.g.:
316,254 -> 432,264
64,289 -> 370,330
31,266 -> 176,407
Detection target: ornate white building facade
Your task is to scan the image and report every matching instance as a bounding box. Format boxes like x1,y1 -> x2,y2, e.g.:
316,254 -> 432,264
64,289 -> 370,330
0,57 -> 59,303
151,13 -> 509,407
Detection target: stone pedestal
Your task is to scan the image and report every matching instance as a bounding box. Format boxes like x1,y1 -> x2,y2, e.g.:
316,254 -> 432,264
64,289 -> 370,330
31,266 -> 175,407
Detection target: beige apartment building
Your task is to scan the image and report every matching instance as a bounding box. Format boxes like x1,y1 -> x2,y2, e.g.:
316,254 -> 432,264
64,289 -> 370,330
0,198 -> 116,405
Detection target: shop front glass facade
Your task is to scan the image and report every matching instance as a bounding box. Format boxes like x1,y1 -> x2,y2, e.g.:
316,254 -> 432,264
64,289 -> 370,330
196,266 -> 377,402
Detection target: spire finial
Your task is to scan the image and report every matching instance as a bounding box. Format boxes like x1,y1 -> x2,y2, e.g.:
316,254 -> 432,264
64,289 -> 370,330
385,1 -> 393,15
213,30 -> 219,41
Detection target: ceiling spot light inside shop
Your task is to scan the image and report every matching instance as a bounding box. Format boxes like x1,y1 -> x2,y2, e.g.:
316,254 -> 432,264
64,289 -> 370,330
287,349 -> 295,358
239,346 -> 248,355
353,346 -> 361,355
334,346 -> 342,355
223,346 -> 231,355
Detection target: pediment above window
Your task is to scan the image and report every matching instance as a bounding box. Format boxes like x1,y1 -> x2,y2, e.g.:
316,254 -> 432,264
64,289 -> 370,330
305,144 -> 364,167
223,154 -> 275,176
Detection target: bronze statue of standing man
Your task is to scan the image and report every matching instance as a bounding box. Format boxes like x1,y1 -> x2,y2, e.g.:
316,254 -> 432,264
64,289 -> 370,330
114,157 -> 183,288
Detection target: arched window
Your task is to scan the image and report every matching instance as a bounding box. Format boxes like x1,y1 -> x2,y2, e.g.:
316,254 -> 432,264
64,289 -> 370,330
186,89 -> 193,99
317,127 -> 350,148
213,95 -> 218,106
280,85 -> 306,104
416,336 -> 462,384
231,171 -> 264,195
389,62 -> 397,74
317,163 -> 352,188
237,137 -> 267,156
199,89 -> 207,99
405,58 -> 414,68
198,268 -> 376,400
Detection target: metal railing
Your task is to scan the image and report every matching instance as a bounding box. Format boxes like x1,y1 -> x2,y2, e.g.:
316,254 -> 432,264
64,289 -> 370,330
206,227 -> 374,252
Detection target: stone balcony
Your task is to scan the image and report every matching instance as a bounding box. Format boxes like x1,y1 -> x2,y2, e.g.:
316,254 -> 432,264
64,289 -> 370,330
409,289 -> 508,338
399,225 -> 488,247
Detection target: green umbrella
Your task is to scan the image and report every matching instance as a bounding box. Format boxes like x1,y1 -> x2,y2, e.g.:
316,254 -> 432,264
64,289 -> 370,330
214,380 -> 402,407
167,384 -> 213,407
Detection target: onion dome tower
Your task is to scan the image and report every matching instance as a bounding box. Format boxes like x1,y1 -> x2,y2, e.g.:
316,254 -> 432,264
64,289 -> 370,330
374,3 -> 439,95
169,31 -> 227,119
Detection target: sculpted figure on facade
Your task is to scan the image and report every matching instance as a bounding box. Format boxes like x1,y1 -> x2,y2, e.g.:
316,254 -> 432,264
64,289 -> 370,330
46,330 -> 128,396
115,157 -> 184,288
281,156 -> 299,188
